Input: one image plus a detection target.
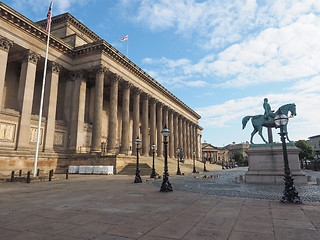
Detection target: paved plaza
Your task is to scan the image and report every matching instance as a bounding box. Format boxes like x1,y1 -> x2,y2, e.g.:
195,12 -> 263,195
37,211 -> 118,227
0,169 -> 320,240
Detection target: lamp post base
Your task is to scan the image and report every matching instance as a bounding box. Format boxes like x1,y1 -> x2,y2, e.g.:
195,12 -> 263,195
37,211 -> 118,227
134,170 -> 142,183
160,175 -> 173,192
150,169 -> 156,178
281,175 -> 301,204
176,169 -> 181,175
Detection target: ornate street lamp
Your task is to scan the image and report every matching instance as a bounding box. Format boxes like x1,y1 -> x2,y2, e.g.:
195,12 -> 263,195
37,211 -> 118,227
203,152 -> 207,172
274,111 -> 301,203
150,143 -> 156,178
160,124 -> 173,192
193,151 -> 196,173
176,148 -> 181,175
134,137 -> 142,183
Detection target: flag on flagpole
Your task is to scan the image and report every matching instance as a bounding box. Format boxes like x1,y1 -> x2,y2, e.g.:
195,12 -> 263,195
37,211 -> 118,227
119,35 -> 128,41
46,1 -> 53,31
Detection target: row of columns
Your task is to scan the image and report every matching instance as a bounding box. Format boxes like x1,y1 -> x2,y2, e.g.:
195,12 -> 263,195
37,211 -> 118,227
0,36 -> 200,159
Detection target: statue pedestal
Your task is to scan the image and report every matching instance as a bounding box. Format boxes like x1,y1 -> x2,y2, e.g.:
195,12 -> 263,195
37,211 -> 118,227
245,144 -> 307,183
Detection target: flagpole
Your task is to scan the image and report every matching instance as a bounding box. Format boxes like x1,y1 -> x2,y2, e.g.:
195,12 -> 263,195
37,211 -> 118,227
127,35 -> 128,58
33,1 -> 53,177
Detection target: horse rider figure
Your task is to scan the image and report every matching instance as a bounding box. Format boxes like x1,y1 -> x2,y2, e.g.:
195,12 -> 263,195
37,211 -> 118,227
263,98 -> 275,124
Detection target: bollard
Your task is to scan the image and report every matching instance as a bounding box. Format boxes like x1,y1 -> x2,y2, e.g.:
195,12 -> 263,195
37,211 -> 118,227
239,175 -> 244,181
235,176 -> 240,183
11,171 -> 15,182
317,178 -> 320,185
19,170 -> 22,177
66,169 -> 69,180
36,169 -> 40,176
49,170 -> 53,181
27,171 -> 31,183
307,176 -> 312,182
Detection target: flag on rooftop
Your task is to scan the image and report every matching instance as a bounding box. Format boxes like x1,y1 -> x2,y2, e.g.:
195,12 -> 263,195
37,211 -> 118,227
46,1 -> 53,31
119,35 -> 128,41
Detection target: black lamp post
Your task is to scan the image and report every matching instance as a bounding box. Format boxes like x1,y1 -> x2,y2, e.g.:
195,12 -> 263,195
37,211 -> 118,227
274,111 -> 301,203
203,152 -> 207,172
176,148 -> 181,175
150,143 -> 156,178
134,137 -> 142,183
193,151 -> 196,173
160,124 -> 173,192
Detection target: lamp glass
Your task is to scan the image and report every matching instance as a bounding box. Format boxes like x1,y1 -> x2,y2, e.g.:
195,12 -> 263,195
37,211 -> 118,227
274,113 -> 288,127
161,125 -> 170,137
152,144 -> 156,150
177,148 -> 180,153
135,137 -> 141,146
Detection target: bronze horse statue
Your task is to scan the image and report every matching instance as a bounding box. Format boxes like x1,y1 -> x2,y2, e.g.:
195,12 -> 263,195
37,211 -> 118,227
242,103 -> 296,144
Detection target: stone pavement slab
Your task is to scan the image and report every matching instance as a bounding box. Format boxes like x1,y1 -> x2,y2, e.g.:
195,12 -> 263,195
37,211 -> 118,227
0,174 -> 319,239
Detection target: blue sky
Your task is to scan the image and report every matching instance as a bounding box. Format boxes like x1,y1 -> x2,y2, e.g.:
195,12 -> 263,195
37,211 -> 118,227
4,0 -> 320,146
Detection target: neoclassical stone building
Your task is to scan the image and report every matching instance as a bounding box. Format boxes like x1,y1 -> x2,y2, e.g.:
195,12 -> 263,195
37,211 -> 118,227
0,2 -> 202,174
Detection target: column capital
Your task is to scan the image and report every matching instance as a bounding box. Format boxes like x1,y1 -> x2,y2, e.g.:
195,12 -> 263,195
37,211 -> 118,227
157,102 -> 164,108
173,111 -> 179,117
22,49 -> 40,64
141,92 -> 150,100
163,105 -> 169,112
111,73 -> 122,84
92,64 -> 108,75
168,108 -> 174,115
149,97 -> 157,105
48,61 -> 62,75
121,80 -> 132,90
132,87 -> 141,95
0,36 -> 13,52
69,69 -> 87,80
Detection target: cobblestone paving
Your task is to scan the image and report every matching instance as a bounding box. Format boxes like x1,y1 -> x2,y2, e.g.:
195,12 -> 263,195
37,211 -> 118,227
148,167 -> 320,202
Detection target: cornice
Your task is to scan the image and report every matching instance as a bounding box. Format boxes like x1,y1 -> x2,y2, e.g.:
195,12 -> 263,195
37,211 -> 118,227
0,2 -> 72,53
37,13 -> 101,43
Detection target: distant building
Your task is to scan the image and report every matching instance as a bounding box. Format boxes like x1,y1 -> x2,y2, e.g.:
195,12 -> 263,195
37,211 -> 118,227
307,135 -> 320,155
201,143 -> 229,164
225,141 -> 250,159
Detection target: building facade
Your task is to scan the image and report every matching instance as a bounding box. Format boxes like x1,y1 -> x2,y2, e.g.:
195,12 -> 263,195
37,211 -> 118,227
201,143 -> 229,164
307,135 -> 320,155
0,2 -> 202,174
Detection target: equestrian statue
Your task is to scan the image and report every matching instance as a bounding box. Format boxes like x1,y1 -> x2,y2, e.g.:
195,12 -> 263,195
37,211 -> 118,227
242,98 -> 296,144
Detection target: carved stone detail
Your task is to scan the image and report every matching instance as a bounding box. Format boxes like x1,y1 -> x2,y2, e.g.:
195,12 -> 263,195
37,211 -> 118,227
48,61 -> 62,74
157,102 -> 164,108
69,69 -> 87,80
149,97 -> 157,105
92,64 -> 107,75
0,36 -> 13,52
121,80 -> 132,90
22,50 -> 40,64
141,92 -> 150,100
132,87 -> 141,95
110,74 -> 121,84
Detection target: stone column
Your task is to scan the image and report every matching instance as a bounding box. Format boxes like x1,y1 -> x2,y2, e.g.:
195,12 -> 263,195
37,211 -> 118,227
0,36 -> 13,109
183,118 -> 187,159
149,98 -> 156,155
68,70 -> 87,152
186,121 -> 190,159
190,123 -> 194,159
91,65 -> 107,152
174,113 -> 178,157
132,87 -> 141,154
178,116 -> 183,152
108,74 -> 120,154
16,50 -> 40,150
43,62 -> 61,152
141,93 -> 149,156
120,80 -> 131,155
163,106 -> 168,127
168,109 -> 174,158
157,102 -> 163,157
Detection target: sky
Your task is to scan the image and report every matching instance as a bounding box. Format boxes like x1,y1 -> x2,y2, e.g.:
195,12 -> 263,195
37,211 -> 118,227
3,0 -> 320,147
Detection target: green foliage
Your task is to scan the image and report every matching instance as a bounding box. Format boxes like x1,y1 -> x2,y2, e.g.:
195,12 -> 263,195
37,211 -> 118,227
295,140 -> 315,160
234,151 -> 248,166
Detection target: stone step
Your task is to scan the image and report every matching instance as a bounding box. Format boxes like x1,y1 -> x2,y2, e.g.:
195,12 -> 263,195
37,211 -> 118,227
118,163 -> 157,176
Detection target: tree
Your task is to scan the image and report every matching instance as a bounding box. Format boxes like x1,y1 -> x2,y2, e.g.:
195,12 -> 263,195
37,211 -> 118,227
295,140 -> 315,160
234,151 -> 247,166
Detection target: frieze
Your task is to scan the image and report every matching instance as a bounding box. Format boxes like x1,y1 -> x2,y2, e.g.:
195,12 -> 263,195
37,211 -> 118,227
22,50 -> 40,64
0,123 -> 15,142
30,127 -> 43,144
0,36 -> 13,52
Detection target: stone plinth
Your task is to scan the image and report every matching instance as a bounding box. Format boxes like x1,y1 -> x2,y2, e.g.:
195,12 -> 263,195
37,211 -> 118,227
245,144 -> 307,183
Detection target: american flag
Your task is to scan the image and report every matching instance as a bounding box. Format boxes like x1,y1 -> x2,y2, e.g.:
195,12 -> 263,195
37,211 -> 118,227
46,1 -> 53,32
119,35 -> 128,41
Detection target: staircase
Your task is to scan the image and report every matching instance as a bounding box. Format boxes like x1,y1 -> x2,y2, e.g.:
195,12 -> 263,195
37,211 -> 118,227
118,163 -> 156,176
